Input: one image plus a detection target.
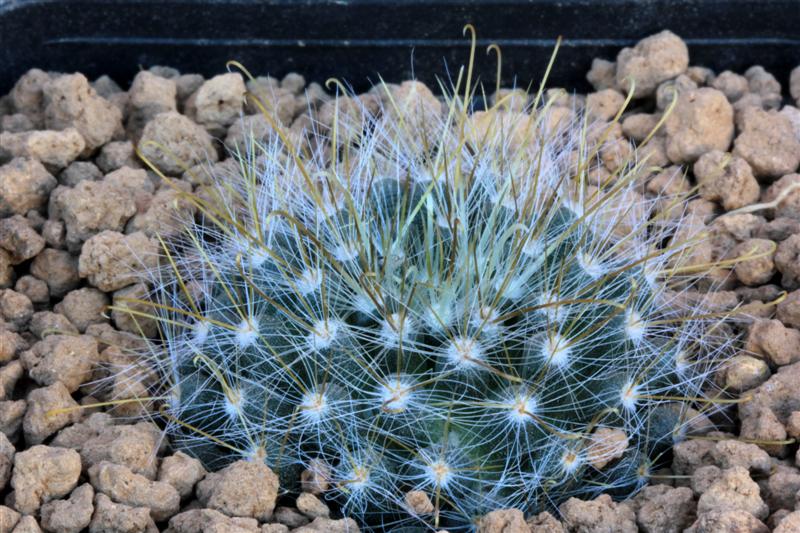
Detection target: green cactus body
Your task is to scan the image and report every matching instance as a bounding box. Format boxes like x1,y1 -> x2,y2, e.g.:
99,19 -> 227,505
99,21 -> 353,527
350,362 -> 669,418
148,81 -> 726,531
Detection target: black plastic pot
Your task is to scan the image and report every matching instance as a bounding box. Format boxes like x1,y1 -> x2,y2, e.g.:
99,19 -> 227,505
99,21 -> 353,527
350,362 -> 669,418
1,0 -> 800,96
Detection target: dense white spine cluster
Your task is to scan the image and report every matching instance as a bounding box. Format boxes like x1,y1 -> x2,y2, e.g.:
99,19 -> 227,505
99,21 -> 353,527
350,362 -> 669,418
140,63 -> 736,531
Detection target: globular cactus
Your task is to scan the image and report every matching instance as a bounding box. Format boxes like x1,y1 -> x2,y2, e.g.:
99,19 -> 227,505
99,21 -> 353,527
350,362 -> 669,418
141,44 -> 734,531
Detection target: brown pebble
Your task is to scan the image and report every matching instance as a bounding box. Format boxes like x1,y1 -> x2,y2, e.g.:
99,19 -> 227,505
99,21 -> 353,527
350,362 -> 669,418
158,451 -> 207,500
711,70 -> 749,102
95,140 -> 141,173
664,88 -> 734,164
712,440 -> 771,476
477,508 -> 528,533
28,310 -> 78,339
53,287 -> 108,332
43,73 -> 122,154
15,275 -> 49,304
731,238 -> 775,286
299,459 -> 330,495
697,465 -> 768,520
0,400 -> 27,440
745,319 -> 800,367
89,493 -> 157,533
55,179 -> 138,248
0,360 -> 23,401
685,509 -> 768,533
166,508 -> 258,533
693,151 -> 759,211
404,490 -> 434,515
137,111 -> 218,176
111,282 -> 158,337
10,69 -> 50,128
58,160 -> 102,187
635,485 -> 696,533
764,463 -> 800,510
733,108 -> 800,181
23,382 -> 82,444
79,421 -> 162,479
775,511 -> 800,533
88,461 -> 180,522
0,289 -> 33,330
193,73 -> 246,129
777,289 -> 800,328
0,504 -> 21,532
560,494 -> 637,532
586,58 -> 616,91
615,30 -> 688,98
11,445 -> 81,514
78,231 -> 158,292
296,492 -> 329,519
196,460 -> 279,521
30,248 -> 79,297
763,174 -> 800,220
586,89 -> 626,121
0,158 -> 56,217
126,71 -> 178,138
0,432 -> 13,491
20,334 -> 97,393
0,128 -> 85,170
39,483 -> 94,533
722,354 -> 771,393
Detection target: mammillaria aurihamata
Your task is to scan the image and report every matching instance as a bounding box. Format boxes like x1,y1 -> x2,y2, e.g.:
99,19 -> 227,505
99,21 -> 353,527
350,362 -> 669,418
134,44 -> 740,531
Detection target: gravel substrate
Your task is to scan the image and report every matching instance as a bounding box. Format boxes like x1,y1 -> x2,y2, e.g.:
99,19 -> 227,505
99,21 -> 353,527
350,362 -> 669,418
1,29 -> 800,532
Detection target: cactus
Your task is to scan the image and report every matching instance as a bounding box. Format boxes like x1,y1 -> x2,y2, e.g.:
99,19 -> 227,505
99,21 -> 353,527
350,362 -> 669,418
139,42 -> 735,531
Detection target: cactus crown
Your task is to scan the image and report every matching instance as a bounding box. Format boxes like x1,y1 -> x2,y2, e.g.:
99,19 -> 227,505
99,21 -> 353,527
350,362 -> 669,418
142,38 -> 731,532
